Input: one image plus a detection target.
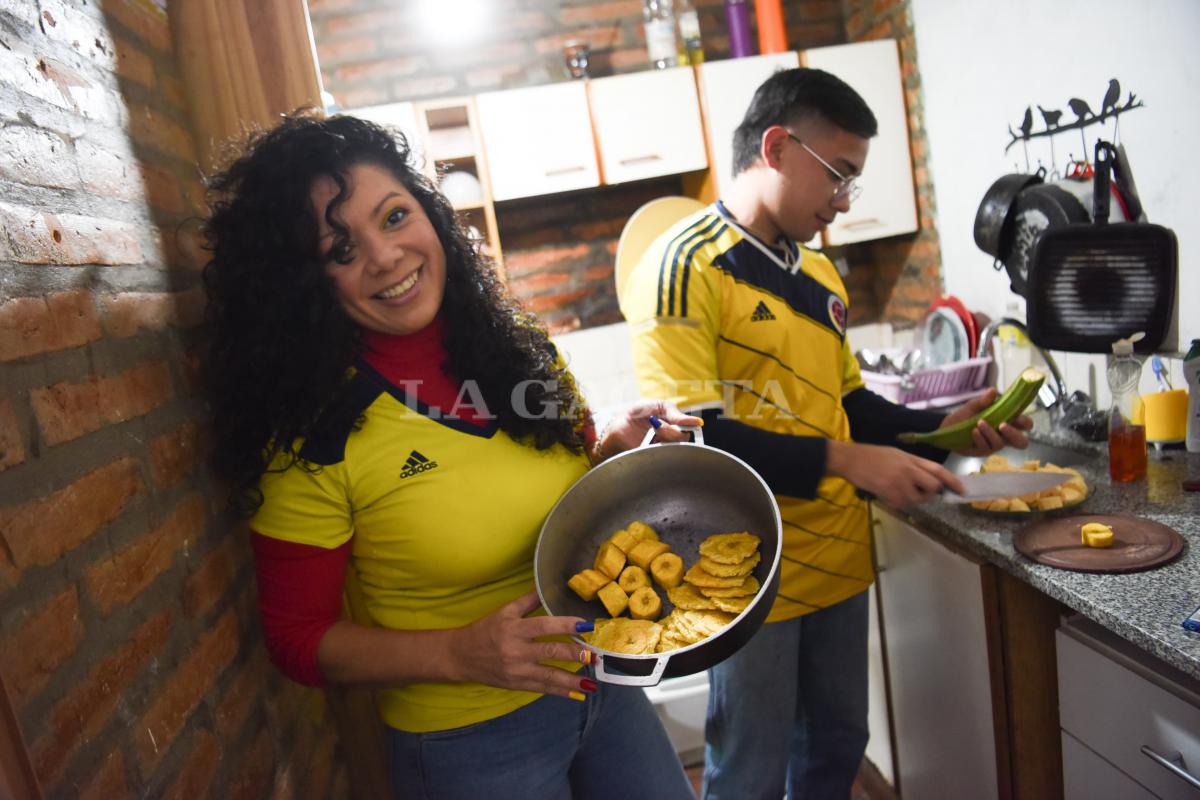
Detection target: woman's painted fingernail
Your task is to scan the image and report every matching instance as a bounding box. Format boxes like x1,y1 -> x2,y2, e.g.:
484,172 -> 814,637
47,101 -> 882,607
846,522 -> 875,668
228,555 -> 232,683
568,691 -> 587,702
648,415 -> 662,429
578,649 -> 593,665
574,621 -> 594,633
579,678 -> 598,693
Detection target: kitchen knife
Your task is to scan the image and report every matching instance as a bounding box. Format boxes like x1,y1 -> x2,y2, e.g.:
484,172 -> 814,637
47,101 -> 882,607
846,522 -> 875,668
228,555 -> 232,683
940,471 -> 1072,504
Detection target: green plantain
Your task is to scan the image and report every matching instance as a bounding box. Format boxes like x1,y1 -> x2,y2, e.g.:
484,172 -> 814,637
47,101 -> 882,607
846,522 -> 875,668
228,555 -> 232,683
898,368 -> 1045,450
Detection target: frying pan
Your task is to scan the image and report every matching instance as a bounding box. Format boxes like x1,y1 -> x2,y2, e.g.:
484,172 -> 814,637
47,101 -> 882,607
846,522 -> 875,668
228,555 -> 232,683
534,427 -> 782,685
973,168 -> 1045,262
1025,141 -> 1178,353
1003,182 -> 1089,296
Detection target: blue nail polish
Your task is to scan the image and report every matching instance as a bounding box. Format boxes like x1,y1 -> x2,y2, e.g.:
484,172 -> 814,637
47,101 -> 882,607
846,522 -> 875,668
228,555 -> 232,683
648,415 -> 663,429
575,621 -> 594,633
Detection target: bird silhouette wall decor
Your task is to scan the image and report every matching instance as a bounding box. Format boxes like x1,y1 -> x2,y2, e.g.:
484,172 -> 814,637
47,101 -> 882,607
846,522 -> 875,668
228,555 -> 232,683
1004,78 -> 1143,159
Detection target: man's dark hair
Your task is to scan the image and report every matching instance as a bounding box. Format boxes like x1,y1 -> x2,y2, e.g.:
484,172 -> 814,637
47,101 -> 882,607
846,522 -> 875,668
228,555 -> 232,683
731,67 -> 878,176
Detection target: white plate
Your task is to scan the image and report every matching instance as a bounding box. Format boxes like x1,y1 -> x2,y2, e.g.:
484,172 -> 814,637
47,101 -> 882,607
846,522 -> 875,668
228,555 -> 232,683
920,307 -> 969,366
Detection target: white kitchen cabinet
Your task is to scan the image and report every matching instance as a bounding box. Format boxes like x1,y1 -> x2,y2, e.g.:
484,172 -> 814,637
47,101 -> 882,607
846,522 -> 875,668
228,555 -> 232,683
697,51 -> 800,198
873,507 -> 999,800
1062,731 -> 1157,800
475,82 -> 600,201
802,39 -> 919,246
588,67 -> 708,185
1057,620 -> 1200,800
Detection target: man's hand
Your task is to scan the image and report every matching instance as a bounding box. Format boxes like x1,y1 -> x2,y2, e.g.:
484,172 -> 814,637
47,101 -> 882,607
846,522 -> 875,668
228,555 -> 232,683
938,387 -> 1034,456
827,440 -> 964,508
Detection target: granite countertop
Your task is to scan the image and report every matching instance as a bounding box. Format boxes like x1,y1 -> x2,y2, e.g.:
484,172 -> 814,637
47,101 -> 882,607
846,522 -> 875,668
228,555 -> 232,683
897,417 -> 1200,682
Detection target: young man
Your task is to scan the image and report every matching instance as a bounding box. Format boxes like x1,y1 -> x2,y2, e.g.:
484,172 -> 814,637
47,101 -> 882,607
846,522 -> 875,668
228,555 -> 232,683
619,68 -> 1031,799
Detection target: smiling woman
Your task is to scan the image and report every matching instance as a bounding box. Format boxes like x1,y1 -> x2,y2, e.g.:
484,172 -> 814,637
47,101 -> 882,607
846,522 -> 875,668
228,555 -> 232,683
200,112 -> 699,799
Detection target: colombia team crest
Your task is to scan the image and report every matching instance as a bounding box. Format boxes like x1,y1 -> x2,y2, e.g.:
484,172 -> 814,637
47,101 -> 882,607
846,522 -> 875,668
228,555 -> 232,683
827,295 -> 847,336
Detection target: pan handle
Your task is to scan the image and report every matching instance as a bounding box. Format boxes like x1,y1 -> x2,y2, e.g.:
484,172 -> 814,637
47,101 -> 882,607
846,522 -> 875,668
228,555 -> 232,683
593,652 -> 671,686
638,423 -> 704,448
1093,140 -> 1116,224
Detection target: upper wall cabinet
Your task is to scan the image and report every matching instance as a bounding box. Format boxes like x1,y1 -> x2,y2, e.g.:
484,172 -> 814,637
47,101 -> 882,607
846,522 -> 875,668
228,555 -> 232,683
588,67 -> 707,185
475,82 -> 601,201
698,52 -> 801,198
803,40 -> 919,246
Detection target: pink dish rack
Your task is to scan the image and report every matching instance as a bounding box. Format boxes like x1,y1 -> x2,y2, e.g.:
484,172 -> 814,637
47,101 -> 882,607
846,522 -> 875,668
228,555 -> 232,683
862,356 -> 992,409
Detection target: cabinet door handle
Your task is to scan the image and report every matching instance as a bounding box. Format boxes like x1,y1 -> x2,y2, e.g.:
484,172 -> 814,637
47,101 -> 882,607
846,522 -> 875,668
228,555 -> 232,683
1140,745 -> 1200,790
618,154 -> 663,166
544,165 -> 587,177
841,217 -> 884,230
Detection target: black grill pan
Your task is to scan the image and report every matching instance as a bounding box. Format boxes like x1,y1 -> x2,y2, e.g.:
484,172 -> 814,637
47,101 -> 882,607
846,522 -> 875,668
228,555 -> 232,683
1026,141 -> 1177,354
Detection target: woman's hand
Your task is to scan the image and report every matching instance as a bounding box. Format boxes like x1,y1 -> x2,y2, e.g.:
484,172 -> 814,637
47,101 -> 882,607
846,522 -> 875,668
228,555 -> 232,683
446,592 -> 597,700
939,387 -> 1034,456
594,400 -> 703,463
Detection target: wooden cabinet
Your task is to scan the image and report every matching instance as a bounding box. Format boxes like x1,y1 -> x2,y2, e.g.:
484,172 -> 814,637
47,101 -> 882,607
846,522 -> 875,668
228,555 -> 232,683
588,67 -> 707,185
874,507 -> 1001,800
1057,620 -> 1200,800
419,98 -> 504,270
802,40 -> 919,246
475,82 -> 600,201
697,52 -> 800,199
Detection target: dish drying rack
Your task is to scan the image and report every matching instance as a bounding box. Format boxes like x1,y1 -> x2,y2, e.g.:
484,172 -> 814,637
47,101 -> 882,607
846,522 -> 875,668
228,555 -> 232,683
862,356 -> 992,409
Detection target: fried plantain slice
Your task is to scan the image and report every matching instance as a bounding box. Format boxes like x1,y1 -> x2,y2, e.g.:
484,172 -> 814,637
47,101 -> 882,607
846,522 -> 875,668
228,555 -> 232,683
697,576 -> 760,598
650,552 -> 684,589
698,532 -> 761,565
617,565 -> 651,595
588,618 -> 662,654
628,586 -> 663,621
698,551 -> 760,577
683,563 -> 748,588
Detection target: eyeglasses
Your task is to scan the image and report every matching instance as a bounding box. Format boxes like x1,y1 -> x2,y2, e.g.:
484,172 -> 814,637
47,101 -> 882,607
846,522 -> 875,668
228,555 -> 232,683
785,132 -> 863,204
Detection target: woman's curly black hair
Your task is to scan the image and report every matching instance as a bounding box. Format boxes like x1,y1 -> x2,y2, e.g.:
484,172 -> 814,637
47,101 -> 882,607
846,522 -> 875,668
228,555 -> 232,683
202,111 -> 588,516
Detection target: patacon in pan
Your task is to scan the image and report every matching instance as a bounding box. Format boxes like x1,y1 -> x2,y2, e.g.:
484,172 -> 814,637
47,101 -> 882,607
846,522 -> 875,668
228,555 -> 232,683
534,426 -> 782,686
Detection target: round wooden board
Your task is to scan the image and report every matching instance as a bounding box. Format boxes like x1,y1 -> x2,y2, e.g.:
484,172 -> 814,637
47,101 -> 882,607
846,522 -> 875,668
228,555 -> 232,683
1013,514 -> 1185,573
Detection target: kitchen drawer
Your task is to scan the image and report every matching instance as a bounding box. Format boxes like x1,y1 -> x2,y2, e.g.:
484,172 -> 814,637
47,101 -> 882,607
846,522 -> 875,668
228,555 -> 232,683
1062,731 -> 1157,800
1057,621 -> 1200,799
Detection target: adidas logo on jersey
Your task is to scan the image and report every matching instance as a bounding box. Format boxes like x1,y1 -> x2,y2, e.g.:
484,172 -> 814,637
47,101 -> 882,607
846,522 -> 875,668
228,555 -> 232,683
750,301 -> 776,321
399,450 -> 439,479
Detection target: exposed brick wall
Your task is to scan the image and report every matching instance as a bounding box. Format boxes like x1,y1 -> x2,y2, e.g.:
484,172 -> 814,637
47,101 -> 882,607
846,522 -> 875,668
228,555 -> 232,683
0,2 -> 344,797
310,0 -> 851,333
840,0 -> 943,325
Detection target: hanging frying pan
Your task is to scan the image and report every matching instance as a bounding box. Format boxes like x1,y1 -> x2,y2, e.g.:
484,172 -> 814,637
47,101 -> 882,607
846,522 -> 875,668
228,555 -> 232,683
1002,183 -> 1089,297
1025,141 -> 1177,353
973,168 -> 1045,263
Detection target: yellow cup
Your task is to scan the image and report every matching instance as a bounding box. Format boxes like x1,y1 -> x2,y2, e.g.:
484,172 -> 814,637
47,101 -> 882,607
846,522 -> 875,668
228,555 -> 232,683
1135,389 -> 1189,442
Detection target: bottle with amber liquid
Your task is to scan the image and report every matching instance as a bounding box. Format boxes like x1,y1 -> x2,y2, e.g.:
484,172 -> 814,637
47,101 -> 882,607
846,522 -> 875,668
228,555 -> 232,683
1107,332 -> 1147,482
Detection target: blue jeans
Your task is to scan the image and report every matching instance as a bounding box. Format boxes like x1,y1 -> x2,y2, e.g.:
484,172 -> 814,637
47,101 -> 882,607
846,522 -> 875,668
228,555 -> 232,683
386,671 -> 694,800
703,590 -> 870,800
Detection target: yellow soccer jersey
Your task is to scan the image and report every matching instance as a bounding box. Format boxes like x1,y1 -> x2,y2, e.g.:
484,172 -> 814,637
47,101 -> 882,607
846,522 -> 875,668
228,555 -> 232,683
252,363 -> 590,732
620,202 -> 871,621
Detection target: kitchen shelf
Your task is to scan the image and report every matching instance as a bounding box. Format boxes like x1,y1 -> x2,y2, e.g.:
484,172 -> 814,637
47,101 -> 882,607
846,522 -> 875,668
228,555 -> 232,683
415,97 -> 504,276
